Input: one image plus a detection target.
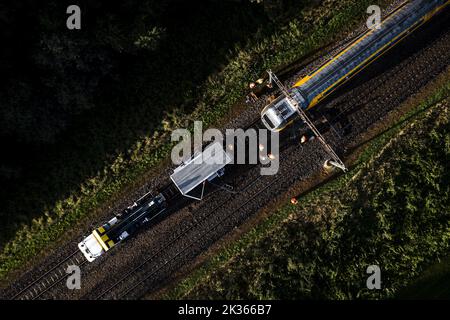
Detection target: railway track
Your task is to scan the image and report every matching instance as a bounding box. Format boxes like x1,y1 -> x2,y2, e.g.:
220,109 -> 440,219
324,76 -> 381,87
92,123 -> 291,299
118,173 -> 287,299
121,146 -> 326,299
9,250 -> 87,300
94,174 -> 265,299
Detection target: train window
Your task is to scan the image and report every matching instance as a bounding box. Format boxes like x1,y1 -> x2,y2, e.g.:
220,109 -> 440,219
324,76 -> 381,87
263,114 -> 275,130
276,102 -> 290,117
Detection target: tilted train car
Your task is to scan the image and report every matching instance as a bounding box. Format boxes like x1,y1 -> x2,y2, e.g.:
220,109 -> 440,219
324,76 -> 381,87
261,0 -> 449,132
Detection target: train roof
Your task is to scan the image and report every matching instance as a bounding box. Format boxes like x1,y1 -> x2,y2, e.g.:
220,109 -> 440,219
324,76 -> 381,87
170,142 -> 232,200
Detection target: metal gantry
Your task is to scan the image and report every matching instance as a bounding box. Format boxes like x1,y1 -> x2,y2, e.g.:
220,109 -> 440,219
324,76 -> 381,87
267,70 -> 347,172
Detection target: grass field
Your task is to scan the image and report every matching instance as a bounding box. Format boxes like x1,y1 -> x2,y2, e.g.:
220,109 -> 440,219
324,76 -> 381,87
397,255 -> 450,299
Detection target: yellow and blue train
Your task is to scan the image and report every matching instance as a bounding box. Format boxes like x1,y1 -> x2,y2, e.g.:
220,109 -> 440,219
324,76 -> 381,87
261,0 -> 449,132
78,192 -> 168,261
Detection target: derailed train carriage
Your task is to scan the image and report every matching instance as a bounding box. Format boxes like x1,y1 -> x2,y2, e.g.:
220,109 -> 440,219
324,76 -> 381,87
78,0 -> 449,262
261,0 -> 449,131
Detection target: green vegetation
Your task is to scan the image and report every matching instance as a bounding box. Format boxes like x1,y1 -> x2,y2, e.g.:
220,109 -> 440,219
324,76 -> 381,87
164,78 -> 450,300
397,255 -> 450,299
0,0 -> 388,280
